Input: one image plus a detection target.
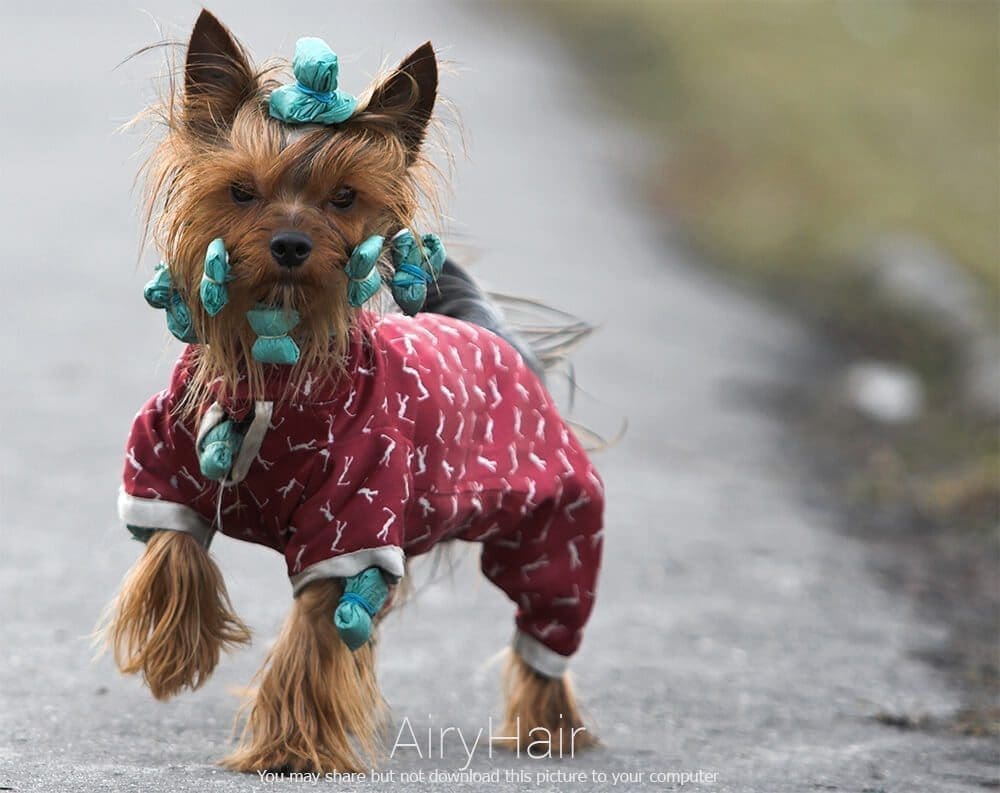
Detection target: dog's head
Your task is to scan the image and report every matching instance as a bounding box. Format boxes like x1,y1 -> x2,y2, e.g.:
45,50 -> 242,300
142,10 -> 439,404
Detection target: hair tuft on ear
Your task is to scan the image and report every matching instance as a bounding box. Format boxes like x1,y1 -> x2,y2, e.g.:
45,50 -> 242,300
184,9 -> 255,134
365,41 -> 438,157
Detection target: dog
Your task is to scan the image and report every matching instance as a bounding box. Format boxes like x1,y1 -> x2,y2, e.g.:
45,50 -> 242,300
103,9 -> 604,773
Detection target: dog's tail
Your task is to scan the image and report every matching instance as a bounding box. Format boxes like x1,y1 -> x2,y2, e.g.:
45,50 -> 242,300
423,259 -> 594,383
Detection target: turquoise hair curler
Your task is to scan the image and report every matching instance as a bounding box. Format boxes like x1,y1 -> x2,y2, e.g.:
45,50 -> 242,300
389,229 -> 446,316
165,293 -> 198,343
143,263 -> 173,309
198,419 -> 244,481
334,567 -> 390,651
247,307 -> 301,365
345,235 -> 384,307
269,38 -> 358,126
200,238 -> 232,316
144,262 -> 198,343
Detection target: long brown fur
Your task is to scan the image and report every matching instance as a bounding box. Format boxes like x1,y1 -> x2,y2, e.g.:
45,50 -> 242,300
101,530 -> 251,700
223,579 -> 384,773
496,651 -> 598,754
134,14 -> 444,418
110,10 -> 597,775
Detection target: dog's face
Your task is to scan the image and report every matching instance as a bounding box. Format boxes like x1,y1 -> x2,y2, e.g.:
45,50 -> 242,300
145,11 -> 438,403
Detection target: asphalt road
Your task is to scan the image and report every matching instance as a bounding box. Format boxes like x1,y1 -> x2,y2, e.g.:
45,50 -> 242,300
0,2 -> 995,792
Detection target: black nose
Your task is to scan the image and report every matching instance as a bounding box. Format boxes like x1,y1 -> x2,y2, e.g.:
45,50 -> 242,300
270,230 -> 312,268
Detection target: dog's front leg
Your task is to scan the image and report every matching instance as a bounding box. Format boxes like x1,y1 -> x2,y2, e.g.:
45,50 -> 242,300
223,578 -> 385,773
100,529 -> 251,700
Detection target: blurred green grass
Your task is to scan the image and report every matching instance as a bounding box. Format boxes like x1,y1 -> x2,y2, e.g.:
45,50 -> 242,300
533,0 -> 998,295
530,0 -> 999,724
531,0 -> 999,530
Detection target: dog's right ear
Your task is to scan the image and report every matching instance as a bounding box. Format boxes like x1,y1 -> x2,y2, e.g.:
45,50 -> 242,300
183,10 -> 255,134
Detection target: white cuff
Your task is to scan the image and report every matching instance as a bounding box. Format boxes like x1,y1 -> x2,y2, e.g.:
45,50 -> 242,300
118,489 -> 214,548
512,630 -> 570,678
289,546 -> 406,596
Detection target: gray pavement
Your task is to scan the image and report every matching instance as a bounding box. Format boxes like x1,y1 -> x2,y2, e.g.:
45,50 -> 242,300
1,2 -> 996,791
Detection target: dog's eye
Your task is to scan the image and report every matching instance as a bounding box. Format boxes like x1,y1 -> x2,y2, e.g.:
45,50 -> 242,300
329,186 -> 356,210
230,184 -> 256,205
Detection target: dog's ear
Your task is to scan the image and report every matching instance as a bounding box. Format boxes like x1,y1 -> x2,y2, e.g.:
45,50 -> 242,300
366,42 -> 437,158
183,10 -> 255,134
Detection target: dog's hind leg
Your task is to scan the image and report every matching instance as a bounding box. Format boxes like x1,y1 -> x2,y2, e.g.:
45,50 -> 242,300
482,469 -> 604,753
223,579 -> 384,773
100,530 -> 250,700
498,649 -> 598,754
423,258 -> 545,379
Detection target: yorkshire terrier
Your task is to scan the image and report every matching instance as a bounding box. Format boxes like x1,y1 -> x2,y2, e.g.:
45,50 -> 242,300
102,9 -> 604,773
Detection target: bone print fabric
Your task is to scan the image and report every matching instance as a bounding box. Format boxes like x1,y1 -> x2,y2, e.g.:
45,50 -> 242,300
120,312 -> 603,667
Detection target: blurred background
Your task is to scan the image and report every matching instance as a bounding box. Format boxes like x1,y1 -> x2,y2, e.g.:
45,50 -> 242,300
536,0 -> 999,523
0,1 -> 996,791
532,0 -> 1000,731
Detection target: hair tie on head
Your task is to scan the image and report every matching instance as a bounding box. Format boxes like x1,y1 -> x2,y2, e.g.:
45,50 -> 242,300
345,235 -> 384,307
269,38 -> 358,126
389,229 -> 447,316
247,306 -> 301,365
200,238 -> 232,316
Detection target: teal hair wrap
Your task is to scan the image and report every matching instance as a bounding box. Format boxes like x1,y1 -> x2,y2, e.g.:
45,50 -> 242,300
349,268 -> 382,308
144,263 -> 198,343
200,238 -> 232,316
421,233 -> 447,275
391,262 -> 430,316
143,263 -> 173,309
345,235 -> 384,307
198,419 -> 244,480
165,293 -> 198,343
389,229 -> 446,316
126,525 -> 156,544
334,567 -> 389,651
247,307 -> 301,365
269,38 -> 358,126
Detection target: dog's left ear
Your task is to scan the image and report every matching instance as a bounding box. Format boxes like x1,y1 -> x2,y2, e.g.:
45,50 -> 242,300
365,42 -> 437,158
